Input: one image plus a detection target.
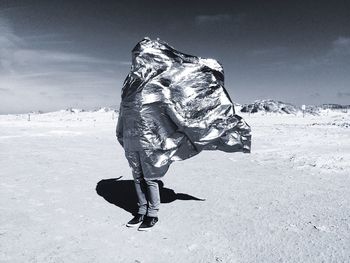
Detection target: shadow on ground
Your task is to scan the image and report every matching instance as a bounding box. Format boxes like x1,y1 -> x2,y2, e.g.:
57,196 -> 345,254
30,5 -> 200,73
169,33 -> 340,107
96,177 -> 205,215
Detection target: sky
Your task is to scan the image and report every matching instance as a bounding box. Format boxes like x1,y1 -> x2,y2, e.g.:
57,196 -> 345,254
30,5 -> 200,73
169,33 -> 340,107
0,0 -> 349,114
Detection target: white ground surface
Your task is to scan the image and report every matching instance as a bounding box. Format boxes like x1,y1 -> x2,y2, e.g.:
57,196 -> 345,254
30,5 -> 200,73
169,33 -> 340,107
0,110 -> 349,263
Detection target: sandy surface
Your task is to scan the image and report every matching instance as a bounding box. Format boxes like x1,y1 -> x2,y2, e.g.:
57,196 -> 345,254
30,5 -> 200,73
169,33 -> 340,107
1,110 -> 349,262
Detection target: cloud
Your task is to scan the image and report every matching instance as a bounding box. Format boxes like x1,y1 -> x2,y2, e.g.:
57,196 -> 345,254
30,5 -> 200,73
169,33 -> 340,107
331,36 -> 350,56
337,91 -> 350,98
333,37 -> 350,47
0,17 -> 128,72
0,87 -> 13,94
303,36 -> 350,68
12,49 -> 123,66
195,14 -> 232,25
194,13 -> 245,26
0,17 -> 128,113
309,92 -> 321,98
250,47 -> 289,56
0,17 -> 22,73
275,36 -> 350,72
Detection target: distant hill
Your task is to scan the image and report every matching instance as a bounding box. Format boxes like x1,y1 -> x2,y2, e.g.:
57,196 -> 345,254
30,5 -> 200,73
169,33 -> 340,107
20,100 -> 349,116
240,99 -> 349,115
240,99 -> 299,114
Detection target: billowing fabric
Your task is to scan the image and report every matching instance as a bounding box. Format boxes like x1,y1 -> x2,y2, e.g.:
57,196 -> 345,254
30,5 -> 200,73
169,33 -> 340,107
116,37 -> 251,179
124,150 -> 170,180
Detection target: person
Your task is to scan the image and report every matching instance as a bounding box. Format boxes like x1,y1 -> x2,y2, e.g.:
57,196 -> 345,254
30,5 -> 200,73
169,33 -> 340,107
116,105 -> 163,231
116,37 -> 251,231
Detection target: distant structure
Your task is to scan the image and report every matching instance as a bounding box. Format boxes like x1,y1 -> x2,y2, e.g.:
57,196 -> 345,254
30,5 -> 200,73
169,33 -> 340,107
302,104 -> 306,117
320,104 -> 350,112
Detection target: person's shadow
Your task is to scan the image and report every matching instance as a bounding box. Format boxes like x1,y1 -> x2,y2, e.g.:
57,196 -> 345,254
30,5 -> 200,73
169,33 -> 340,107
96,177 -> 205,215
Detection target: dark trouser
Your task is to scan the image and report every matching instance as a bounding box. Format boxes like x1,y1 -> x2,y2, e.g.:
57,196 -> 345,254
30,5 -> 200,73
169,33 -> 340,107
124,150 -> 160,217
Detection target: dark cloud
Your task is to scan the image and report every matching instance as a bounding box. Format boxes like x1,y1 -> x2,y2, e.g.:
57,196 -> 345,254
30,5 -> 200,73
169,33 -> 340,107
331,36 -> 350,56
309,92 -> 321,98
195,14 -> 233,25
0,88 -> 12,94
249,47 -> 289,56
337,92 -> 350,98
194,13 -> 246,28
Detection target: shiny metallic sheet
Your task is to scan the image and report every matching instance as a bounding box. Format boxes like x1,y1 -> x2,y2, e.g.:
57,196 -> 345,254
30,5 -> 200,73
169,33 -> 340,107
116,37 -> 251,179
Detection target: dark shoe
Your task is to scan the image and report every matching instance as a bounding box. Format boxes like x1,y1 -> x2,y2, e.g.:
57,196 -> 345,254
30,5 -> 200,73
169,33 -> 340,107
126,214 -> 144,227
138,216 -> 158,231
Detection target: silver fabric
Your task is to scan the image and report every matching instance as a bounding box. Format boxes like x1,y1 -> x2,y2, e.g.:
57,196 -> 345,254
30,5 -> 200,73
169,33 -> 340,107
116,37 -> 251,179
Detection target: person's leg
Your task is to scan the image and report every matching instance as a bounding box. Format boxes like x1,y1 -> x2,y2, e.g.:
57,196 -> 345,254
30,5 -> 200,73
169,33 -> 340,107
138,150 -> 166,218
124,151 -> 147,215
144,179 -> 160,217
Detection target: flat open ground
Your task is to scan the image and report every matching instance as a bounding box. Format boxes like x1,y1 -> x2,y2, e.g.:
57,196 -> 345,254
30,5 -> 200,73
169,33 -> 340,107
1,110 -> 349,262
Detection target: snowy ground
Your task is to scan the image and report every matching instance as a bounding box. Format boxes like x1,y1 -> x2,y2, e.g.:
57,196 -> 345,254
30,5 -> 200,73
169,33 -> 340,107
1,109 -> 349,262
